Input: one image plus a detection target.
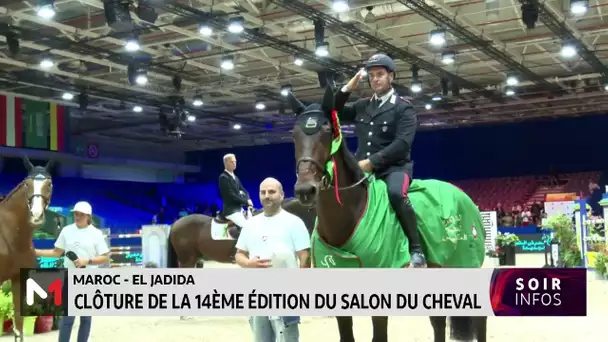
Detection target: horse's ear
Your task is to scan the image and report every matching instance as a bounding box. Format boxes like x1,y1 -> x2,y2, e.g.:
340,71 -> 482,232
23,156 -> 34,171
45,159 -> 55,172
287,92 -> 306,116
321,84 -> 335,115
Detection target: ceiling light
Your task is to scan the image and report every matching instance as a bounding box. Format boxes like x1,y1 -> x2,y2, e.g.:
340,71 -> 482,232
570,0 -> 588,15
255,101 -> 266,110
133,105 -> 143,113
62,92 -> 74,100
39,58 -> 54,69
332,0 -> 350,12
315,42 -> 329,57
227,16 -> 244,34
192,95 -> 203,107
411,81 -> 422,93
37,4 -> 55,19
506,73 -> 519,86
505,86 -> 515,96
429,29 -> 446,46
441,51 -> 456,65
431,93 -> 442,101
199,24 -> 212,36
135,74 -> 148,85
187,114 -> 196,122
293,57 -> 303,66
125,38 -> 140,52
561,41 -> 578,58
604,82 -> 608,91
424,103 -> 432,110
232,123 -> 242,130
280,84 -> 292,97
221,55 -> 234,70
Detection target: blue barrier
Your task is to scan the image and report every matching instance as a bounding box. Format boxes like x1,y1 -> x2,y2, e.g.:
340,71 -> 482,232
498,225 -> 550,235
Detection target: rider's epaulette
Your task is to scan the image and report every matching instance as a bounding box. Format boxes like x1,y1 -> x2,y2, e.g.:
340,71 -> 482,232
399,96 -> 413,104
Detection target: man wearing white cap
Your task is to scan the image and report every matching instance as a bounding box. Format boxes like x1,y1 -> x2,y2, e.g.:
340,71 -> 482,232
35,201 -> 110,342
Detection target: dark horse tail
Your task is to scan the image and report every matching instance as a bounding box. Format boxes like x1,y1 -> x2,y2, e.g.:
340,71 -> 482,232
449,316 -> 485,341
167,232 -> 179,268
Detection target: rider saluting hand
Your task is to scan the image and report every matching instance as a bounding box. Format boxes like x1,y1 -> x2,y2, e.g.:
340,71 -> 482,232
335,54 -> 426,268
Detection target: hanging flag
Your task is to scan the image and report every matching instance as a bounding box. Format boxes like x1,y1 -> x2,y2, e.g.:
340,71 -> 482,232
24,99 -> 49,149
0,94 -> 23,147
50,103 -> 66,151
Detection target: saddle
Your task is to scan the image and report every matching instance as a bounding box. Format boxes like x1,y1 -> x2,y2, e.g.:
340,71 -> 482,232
213,213 -> 241,239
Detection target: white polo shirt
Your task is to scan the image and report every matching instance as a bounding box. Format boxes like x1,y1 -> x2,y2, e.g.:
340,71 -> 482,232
54,224 -> 110,268
235,209 -> 310,268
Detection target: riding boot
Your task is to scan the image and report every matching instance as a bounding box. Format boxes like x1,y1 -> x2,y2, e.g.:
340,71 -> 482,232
395,198 -> 426,268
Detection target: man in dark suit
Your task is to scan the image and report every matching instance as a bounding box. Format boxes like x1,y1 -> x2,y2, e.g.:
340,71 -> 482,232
334,54 -> 425,267
218,153 -> 253,229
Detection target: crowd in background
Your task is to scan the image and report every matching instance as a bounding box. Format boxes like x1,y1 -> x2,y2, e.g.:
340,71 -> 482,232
493,201 -> 545,227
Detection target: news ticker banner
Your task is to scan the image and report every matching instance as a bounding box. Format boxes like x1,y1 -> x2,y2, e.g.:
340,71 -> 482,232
19,268 -> 587,317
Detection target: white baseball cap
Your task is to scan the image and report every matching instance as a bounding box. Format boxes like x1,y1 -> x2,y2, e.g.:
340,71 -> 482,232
71,201 -> 92,215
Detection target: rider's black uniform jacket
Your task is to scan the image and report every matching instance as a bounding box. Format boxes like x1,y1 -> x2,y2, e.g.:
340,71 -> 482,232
218,170 -> 250,216
335,87 -> 417,178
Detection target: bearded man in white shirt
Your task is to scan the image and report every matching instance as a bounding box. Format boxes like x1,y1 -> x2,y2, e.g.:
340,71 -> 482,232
235,177 -> 310,342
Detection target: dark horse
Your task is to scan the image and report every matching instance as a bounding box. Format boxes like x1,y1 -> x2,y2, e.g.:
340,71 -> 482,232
166,197 -> 316,268
0,157 -> 54,342
289,85 -> 487,342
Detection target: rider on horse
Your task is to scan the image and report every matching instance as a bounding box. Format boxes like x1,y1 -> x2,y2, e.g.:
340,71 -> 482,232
218,153 -> 253,229
335,53 -> 426,268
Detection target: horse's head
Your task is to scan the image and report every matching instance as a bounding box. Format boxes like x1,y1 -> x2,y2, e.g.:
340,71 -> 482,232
291,85 -> 341,206
22,156 -> 54,226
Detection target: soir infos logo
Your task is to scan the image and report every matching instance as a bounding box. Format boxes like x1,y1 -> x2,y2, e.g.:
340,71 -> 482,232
489,268 -> 587,316
19,268 -> 68,316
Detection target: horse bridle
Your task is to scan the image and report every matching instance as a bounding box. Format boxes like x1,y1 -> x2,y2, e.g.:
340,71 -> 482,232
296,157 -> 372,192
25,174 -> 52,212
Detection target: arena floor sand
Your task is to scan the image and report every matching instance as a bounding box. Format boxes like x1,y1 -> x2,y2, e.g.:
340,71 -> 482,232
3,254 -> 604,341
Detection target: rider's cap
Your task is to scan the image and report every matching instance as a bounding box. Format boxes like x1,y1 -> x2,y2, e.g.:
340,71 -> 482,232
365,54 -> 396,73
72,201 -> 92,215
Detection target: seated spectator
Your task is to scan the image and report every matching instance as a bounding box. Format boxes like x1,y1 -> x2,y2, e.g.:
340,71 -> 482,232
178,208 -> 189,218
501,214 -> 514,227
494,203 -> 506,220
521,206 -> 532,226
152,207 -> 166,224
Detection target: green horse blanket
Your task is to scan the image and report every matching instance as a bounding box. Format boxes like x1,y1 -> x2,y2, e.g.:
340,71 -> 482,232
311,176 -> 486,268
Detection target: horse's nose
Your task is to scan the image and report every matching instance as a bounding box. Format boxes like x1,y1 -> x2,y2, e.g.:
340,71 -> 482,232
294,182 -> 317,203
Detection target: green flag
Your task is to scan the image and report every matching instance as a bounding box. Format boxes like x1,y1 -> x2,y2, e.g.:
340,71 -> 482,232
23,99 -> 49,149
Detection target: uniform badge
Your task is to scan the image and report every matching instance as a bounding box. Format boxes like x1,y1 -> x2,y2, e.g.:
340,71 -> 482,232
472,226 -> 478,239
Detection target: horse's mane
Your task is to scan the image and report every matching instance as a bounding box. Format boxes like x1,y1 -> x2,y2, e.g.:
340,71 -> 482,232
0,180 -> 26,204
336,135 -> 369,187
